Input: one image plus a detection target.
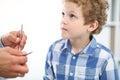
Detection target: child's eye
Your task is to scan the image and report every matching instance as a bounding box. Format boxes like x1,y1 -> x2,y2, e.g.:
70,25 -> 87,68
69,14 -> 75,18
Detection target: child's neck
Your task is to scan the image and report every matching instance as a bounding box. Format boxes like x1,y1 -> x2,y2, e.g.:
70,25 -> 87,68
70,37 -> 90,54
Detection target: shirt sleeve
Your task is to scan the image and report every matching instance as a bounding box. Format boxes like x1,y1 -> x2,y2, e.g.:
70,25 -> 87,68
0,36 -> 4,48
0,77 -> 5,80
100,56 -> 119,80
0,36 -> 6,79
43,45 -> 55,80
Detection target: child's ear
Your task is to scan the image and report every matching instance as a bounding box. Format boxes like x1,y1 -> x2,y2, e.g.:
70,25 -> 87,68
87,20 -> 98,32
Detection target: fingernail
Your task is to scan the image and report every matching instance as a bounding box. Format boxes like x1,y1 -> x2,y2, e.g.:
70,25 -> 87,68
16,38 -> 20,43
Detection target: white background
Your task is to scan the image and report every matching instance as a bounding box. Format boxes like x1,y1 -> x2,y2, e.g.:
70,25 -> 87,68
0,0 -> 110,80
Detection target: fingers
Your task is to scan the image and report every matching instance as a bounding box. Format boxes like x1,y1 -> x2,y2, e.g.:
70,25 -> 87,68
0,50 -> 28,78
19,31 -> 27,50
1,34 -> 16,46
10,55 -> 27,64
9,31 -> 27,45
7,64 -> 28,78
8,31 -> 21,44
4,47 -> 26,56
7,53 -> 28,78
1,31 -> 27,49
2,72 -> 25,78
10,64 -> 29,74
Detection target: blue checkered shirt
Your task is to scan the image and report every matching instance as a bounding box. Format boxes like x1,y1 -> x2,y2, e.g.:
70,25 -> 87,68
43,36 -> 119,80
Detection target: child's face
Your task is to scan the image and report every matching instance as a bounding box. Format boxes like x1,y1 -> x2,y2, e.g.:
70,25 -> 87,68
60,2 -> 91,39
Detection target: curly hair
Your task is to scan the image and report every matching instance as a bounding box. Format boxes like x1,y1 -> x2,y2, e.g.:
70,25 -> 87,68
63,0 -> 109,34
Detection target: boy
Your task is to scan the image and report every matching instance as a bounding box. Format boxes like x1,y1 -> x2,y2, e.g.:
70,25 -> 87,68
44,0 -> 119,80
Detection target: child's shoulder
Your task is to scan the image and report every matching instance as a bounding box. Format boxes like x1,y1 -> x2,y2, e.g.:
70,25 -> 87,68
53,38 -> 66,45
49,38 -> 67,51
96,42 -> 114,58
91,36 -> 113,57
92,36 -> 112,54
97,42 -> 112,54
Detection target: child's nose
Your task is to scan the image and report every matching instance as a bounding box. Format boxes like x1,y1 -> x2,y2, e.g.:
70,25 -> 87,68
61,17 -> 68,25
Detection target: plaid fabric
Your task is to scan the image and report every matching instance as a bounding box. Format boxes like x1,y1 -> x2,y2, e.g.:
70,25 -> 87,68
43,36 -> 119,80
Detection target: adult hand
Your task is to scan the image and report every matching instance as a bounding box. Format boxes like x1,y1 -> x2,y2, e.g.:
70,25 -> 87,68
0,47 -> 28,78
1,31 -> 27,50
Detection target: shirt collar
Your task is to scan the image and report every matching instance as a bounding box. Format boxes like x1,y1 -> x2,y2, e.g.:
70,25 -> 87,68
83,36 -> 98,56
61,36 -> 98,56
61,39 -> 70,52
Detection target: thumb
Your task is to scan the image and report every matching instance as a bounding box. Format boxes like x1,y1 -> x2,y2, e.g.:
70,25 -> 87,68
15,38 -> 21,44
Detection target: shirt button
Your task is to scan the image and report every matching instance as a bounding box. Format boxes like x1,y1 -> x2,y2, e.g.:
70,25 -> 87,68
70,72 -> 74,76
72,56 -> 76,59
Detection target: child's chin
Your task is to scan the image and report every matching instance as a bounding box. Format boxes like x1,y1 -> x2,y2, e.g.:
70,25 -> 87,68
61,34 -> 69,39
